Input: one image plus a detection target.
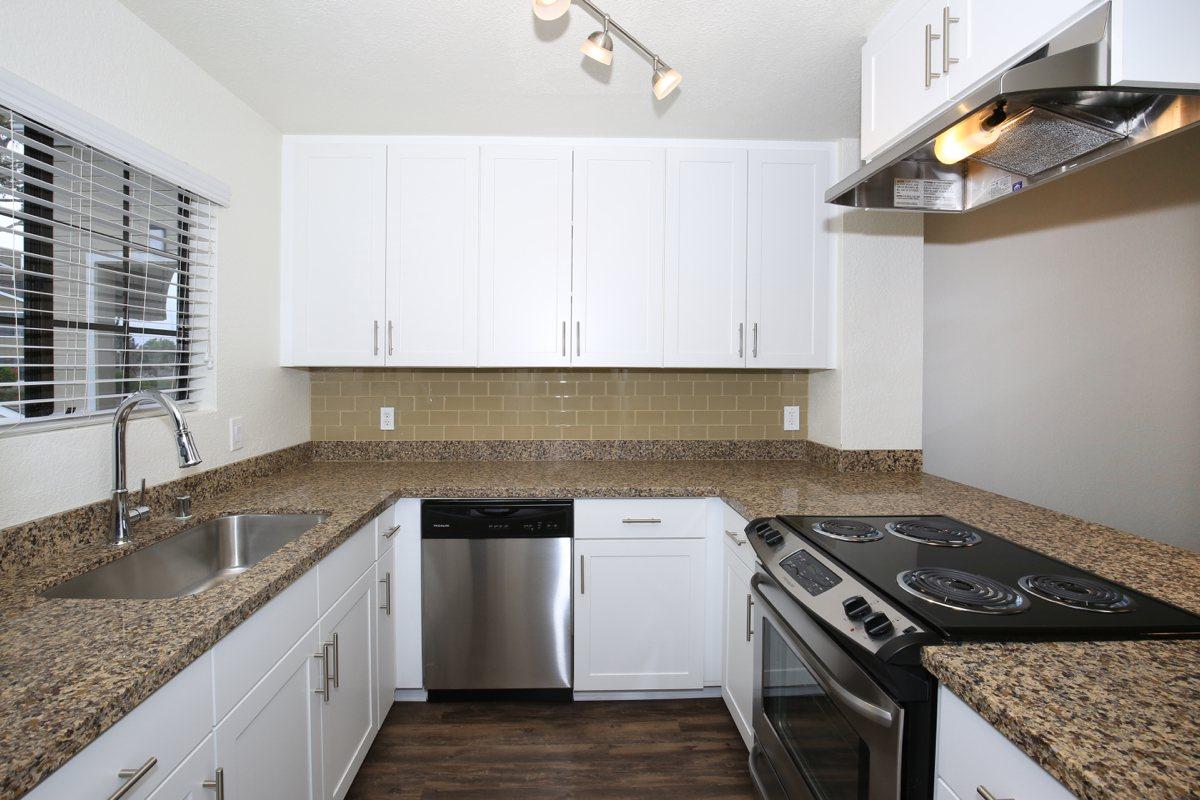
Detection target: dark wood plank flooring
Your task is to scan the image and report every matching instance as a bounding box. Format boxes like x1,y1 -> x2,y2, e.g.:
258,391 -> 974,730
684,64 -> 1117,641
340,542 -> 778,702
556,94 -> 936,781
346,698 -> 755,799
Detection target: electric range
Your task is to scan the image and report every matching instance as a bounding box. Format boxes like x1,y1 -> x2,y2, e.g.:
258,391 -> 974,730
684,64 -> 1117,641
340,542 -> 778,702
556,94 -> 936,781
743,514 -> 1200,800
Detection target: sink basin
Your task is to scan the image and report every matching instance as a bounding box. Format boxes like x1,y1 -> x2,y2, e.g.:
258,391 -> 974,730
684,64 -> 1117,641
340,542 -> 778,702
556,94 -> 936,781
42,513 -> 330,600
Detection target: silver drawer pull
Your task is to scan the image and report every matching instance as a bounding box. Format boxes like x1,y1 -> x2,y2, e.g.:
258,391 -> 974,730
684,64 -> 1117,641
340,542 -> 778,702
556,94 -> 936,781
745,593 -> 753,641
331,631 -> 340,688
621,517 -> 662,524
977,788 -> 1013,800
202,767 -> 225,800
379,572 -> 392,615
580,555 -> 585,594
381,523 -> 401,539
314,641 -> 333,701
108,757 -> 157,800
724,530 -> 746,546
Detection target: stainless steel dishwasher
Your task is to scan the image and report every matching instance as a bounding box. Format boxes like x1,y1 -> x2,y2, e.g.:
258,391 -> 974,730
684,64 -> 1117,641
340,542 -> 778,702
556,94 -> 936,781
421,499 -> 573,699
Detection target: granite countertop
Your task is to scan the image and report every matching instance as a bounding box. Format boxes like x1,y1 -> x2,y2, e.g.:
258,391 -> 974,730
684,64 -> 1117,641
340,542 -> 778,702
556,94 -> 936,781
2,459 -> 1199,800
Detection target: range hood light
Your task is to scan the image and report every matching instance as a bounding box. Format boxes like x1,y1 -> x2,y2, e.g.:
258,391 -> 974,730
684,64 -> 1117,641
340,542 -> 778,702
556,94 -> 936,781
933,103 -> 1018,165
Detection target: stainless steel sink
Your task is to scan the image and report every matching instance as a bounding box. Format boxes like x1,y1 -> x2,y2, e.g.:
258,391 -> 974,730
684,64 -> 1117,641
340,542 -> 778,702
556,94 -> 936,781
42,513 -> 330,600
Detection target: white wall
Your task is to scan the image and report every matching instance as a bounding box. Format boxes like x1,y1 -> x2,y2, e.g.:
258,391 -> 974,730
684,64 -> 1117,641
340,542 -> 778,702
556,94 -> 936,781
924,128 -> 1200,552
0,0 -> 309,529
808,140 -> 924,451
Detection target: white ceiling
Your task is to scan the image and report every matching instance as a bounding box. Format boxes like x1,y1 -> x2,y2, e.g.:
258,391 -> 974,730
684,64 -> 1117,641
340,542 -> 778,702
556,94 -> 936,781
117,0 -> 891,140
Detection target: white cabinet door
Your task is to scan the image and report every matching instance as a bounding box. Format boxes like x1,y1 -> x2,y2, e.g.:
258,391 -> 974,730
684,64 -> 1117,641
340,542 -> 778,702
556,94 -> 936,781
320,568 -> 376,800
947,0 -> 1090,94
746,148 -> 833,369
478,145 -> 573,366
214,627 -> 322,800
392,500 -> 424,690
861,0 -> 951,160
386,144 -> 479,366
145,736 -> 216,800
664,148 -> 748,368
721,542 -> 755,749
574,537 -> 706,691
282,142 -> 387,366
571,147 -> 665,367
374,557 -> 397,729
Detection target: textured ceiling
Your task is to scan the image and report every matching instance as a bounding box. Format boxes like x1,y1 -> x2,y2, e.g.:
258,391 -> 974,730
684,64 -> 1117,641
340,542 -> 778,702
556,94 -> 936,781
117,0 -> 892,139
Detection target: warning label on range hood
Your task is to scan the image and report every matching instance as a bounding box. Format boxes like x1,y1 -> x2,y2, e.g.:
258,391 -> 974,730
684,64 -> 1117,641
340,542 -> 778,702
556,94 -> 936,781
893,178 -> 958,210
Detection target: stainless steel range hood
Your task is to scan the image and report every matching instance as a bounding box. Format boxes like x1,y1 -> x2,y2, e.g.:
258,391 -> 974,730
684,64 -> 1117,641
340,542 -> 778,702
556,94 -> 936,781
826,5 -> 1200,212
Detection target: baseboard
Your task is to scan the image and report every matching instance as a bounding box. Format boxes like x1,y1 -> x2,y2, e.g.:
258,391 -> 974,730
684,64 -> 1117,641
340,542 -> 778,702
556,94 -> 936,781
572,687 -> 723,702
393,689 -> 428,702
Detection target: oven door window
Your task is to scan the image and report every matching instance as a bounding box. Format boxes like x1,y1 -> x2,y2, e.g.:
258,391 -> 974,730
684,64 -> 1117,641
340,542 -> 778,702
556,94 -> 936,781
762,618 -> 869,800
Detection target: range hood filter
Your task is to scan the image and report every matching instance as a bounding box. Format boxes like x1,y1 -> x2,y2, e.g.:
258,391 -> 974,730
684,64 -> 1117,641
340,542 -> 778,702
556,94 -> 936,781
973,107 -> 1125,177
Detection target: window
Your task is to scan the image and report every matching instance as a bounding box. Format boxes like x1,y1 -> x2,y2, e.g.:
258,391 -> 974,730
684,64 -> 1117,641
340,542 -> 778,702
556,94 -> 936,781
0,104 -> 215,430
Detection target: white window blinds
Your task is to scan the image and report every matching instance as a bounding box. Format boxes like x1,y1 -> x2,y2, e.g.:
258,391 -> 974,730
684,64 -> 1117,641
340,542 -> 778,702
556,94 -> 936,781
0,103 -> 215,431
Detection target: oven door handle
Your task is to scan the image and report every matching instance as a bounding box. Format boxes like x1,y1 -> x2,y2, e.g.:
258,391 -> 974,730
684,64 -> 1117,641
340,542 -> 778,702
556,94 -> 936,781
751,573 -> 896,728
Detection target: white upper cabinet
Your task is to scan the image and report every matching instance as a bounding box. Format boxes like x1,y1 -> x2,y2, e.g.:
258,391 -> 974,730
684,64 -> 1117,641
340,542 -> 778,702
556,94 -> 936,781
861,0 -> 950,161
664,148 -> 748,368
572,147 -> 665,367
478,145 -> 573,366
385,144 -> 479,366
746,148 -> 833,369
282,142 -> 387,366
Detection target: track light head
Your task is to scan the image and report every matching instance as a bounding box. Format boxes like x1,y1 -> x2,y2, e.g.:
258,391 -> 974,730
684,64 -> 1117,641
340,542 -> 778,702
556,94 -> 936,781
532,0 -> 571,21
581,20 -> 614,66
652,60 -> 682,100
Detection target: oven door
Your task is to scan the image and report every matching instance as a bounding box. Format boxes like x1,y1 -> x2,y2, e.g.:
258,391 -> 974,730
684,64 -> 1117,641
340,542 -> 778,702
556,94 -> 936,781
750,572 -> 904,800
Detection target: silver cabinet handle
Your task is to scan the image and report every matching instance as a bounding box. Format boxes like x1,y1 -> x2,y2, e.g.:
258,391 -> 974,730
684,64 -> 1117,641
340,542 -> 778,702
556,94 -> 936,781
381,523 -> 400,539
976,788 -> 1013,800
314,641 -> 333,701
579,554 -> 585,594
108,757 -> 157,800
331,631 -> 340,688
752,322 -> 759,358
745,593 -> 754,642
379,572 -> 392,615
925,23 -> 942,87
725,530 -> 746,546
576,321 -> 581,357
373,320 -> 379,356
738,322 -> 744,359
387,320 -> 394,356
942,6 -> 959,73
202,767 -> 225,800
562,321 -> 567,357
622,517 -> 662,524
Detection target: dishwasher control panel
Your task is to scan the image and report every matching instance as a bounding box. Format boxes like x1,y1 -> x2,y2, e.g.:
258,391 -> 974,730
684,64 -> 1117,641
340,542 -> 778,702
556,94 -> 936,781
422,499 -> 573,538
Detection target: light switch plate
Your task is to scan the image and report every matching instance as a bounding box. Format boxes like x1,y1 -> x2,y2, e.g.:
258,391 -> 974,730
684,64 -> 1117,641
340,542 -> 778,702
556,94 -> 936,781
783,405 -> 801,431
380,407 -> 395,431
229,416 -> 245,451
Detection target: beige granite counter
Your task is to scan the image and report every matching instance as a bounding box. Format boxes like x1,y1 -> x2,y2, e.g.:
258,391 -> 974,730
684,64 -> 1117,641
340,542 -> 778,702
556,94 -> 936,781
2,458 -> 1198,799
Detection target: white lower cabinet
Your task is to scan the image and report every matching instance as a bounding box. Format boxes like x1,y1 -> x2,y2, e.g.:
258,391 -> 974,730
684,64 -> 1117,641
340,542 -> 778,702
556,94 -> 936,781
573,536 -> 706,691
374,557 -> 397,727
391,499 -> 423,690
320,568 -> 377,800
214,625 -> 324,800
936,686 -> 1078,800
721,538 -> 756,748
146,735 -> 218,800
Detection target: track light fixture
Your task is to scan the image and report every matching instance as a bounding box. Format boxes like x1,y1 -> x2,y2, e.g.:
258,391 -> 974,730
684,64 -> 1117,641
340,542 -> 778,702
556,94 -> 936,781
531,0 -> 682,100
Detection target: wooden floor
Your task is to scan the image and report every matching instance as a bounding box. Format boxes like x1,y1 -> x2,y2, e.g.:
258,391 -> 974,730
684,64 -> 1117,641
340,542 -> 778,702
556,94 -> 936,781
345,698 -> 756,799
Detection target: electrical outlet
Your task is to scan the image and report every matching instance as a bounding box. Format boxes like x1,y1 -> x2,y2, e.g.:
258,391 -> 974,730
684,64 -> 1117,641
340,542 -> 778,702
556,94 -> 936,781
783,405 -> 801,431
380,406 -> 395,431
229,416 -> 245,451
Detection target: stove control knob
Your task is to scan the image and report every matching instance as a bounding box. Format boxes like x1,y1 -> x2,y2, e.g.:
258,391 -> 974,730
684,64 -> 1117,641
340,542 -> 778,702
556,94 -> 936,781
762,529 -> 785,547
862,612 -> 893,638
842,595 -> 871,620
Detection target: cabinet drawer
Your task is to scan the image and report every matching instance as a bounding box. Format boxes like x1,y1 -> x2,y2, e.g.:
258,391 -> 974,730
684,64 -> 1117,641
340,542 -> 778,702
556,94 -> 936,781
319,520 -> 376,616
720,502 -> 756,571
936,687 -> 1078,800
376,502 -> 401,558
213,568 -> 319,722
574,498 -> 707,539
25,654 -> 213,800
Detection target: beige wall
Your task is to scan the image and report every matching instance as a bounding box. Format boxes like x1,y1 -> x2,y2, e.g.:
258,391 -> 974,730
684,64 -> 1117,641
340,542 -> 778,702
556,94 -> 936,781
924,128 -> 1200,552
310,369 -> 807,441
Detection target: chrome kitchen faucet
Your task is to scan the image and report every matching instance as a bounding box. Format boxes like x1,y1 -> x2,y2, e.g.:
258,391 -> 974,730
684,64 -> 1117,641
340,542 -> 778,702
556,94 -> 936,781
110,389 -> 202,545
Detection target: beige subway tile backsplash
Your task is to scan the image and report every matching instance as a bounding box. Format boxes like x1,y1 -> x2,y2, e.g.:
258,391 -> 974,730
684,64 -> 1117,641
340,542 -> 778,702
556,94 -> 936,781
308,369 -> 807,442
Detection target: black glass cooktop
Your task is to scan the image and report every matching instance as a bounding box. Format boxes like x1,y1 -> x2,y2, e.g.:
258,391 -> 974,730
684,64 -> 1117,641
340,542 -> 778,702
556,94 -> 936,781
777,515 -> 1200,641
